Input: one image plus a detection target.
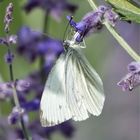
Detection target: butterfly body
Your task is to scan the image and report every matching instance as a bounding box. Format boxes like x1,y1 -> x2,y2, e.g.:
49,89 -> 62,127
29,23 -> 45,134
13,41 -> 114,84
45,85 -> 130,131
40,41 -> 105,127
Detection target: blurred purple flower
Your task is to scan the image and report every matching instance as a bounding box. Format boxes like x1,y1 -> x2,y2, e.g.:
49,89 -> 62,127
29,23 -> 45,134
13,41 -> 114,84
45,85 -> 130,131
0,79 -> 31,100
22,71 -> 43,96
0,118 -> 17,140
58,121 -> 75,137
67,5 -> 118,42
24,0 -> 77,21
17,26 -> 43,62
29,120 -> 75,139
117,61 -> 140,91
15,79 -> 30,92
8,106 -> 25,125
0,82 -> 13,100
17,26 -> 64,62
15,128 -> 25,139
21,99 -> 40,112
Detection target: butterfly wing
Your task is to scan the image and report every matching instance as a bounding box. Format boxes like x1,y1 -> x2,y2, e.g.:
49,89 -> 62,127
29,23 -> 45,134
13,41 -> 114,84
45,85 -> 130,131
40,53 -> 72,127
40,44 -> 105,126
65,47 -> 105,121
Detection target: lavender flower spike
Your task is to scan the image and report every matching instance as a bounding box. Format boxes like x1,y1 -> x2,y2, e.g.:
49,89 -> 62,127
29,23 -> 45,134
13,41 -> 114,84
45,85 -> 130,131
67,5 -> 119,42
117,61 -> 140,91
4,2 -> 13,33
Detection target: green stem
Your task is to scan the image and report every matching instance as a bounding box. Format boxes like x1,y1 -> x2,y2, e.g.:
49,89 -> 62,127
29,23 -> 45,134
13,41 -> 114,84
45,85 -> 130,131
6,45 -> 30,140
7,48 -> 20,106
43,11 -> 49,33
40,11 -> 49,84
105,23 -> 140,61
87,0 -> 140,62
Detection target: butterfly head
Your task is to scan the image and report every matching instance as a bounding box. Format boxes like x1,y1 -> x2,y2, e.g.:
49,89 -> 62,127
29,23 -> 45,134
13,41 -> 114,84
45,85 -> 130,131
63,39 -> 74,50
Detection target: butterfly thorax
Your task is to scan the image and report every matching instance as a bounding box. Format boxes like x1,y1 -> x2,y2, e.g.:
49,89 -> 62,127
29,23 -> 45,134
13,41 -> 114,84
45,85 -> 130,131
63,40 -> 84,52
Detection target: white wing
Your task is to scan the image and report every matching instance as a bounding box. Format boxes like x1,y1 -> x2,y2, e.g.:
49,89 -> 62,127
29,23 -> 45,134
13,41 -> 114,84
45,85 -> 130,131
40,53 -> 72,127
65,47 -> 105,121
40,44 -> 105,126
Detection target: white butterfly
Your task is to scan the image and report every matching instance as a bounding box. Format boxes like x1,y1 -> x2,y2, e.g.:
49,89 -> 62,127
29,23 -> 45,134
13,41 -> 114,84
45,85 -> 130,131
40,39 -> 105,127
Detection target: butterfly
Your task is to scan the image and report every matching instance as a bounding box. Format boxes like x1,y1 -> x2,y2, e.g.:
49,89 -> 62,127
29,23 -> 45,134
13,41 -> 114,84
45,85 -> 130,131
40,38 -> 105,127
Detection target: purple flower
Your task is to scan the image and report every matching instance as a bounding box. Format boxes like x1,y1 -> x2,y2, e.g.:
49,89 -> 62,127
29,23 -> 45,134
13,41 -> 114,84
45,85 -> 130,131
4,3 -> 13,33
15,79 -> 30,92
0,35 -> 17,45
17,26 -> 42,62
0,79 -> 31,101
17,26 -> 64,62
22,71 -> 43,94
127,61 -> 140,72
58,121 -> 75,138
21,99 -> 40,112
0,118 -> 17,140
0,82 -> 13,100
37,36 -> 64,56
15,128 -> 25,139
4,52 -> 14,64
8,106 -> 25,125
103,9 -> 119,27
8,35 -> 17,44
67,6 -> 106,42
117,61 -> 140,91
67,5 -> 118,42
24,0 -> 77,21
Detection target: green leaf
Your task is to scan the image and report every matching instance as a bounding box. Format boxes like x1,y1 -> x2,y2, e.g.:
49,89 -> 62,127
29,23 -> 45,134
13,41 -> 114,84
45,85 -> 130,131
105,0 -> 140,23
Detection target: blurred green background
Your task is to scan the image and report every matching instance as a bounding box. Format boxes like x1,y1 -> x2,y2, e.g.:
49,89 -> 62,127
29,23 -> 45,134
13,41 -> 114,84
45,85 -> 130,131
0,0 -> 139,140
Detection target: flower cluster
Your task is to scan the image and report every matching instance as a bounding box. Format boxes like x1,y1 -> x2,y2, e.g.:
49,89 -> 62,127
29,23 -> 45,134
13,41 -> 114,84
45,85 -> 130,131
17,26 -> 64,62
118,61 -> 140,91
67,5 -> 119,42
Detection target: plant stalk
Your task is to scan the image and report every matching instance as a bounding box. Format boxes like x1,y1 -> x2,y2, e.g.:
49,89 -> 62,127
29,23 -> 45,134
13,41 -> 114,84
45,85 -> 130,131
6,44 -> 30,140
40,11 -> 49,84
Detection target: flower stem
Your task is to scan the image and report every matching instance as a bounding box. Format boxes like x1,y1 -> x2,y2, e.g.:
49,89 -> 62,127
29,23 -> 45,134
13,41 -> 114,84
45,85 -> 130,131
40,11 -> 49,84
87,0 -> 140,62
6,44 -> 30,140
43,11 -> 49,33
104,23 -> 140,61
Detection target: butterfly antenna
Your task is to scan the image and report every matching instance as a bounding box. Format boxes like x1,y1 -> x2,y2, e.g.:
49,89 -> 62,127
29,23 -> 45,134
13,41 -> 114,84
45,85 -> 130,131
62,16 -> 73,42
